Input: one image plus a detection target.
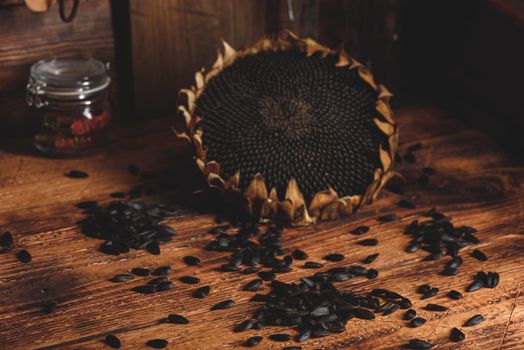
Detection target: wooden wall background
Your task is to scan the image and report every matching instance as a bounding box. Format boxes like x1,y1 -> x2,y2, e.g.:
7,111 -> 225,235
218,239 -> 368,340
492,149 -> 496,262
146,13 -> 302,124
128,0 -> 401,119
0,0 -> 400,135
0,0 -> 522,153
0,0 -> 117,136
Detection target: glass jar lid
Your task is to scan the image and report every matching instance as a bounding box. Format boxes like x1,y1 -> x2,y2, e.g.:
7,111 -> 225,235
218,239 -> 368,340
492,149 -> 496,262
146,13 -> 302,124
27,58 -> 110,106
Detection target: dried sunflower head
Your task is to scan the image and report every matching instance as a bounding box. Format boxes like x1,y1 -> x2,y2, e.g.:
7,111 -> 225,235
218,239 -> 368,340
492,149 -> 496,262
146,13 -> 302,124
174,32 -> 398,224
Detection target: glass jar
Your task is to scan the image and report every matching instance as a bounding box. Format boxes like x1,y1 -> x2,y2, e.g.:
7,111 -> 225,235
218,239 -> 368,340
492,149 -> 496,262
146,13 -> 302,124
27,58 -> 112,156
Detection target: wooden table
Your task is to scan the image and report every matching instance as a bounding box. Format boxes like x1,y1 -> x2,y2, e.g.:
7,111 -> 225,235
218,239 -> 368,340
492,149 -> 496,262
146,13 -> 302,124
0,104 -> 523,349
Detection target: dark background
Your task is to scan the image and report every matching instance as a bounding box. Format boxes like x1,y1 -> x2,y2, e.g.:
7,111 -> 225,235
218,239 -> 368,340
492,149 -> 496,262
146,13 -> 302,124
0,0 -> 523,152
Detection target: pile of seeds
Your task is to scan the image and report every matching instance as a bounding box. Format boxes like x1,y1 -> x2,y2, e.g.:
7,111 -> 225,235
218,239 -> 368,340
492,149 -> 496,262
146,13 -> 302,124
465,271 -> 499,292
77,201 -> 177,255
206,224 -> 293,274
242,275 -> 411,344
404,208 -> 485,275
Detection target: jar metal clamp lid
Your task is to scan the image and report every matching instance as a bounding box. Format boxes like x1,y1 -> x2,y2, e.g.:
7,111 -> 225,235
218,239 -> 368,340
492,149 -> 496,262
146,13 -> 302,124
27,58 -> 110,108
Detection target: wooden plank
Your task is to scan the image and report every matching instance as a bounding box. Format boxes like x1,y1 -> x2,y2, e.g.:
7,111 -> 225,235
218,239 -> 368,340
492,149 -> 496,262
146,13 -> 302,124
0,103 -> 523,349
129,0 -> 267,119
0,0 -> 117,136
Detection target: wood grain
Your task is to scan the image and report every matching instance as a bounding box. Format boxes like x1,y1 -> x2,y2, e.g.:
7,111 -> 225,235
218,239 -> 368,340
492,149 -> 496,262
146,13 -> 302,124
129,0 -> 267,118
0,103 -> 523,349
0,0 -> 117,136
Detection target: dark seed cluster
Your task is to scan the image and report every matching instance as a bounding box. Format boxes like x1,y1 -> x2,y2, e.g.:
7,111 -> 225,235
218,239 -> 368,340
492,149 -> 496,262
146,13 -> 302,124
404,208 -> 481,276
110,265 -> 177,294
196,48 -> 387,201
241,272 -> 410,344
65,169 -> 89,178
206,223 -> 300,276
465,271 -> 499,292
77,201 -> 177,256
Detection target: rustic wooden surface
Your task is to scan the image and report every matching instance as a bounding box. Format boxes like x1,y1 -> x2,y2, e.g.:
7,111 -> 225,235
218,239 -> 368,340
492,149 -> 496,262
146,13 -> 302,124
0,103 -> 523,349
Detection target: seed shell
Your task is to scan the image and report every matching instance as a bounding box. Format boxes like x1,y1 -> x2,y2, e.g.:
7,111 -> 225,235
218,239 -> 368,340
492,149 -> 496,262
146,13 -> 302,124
105,334 -> 122,349
450,327 -> 465,342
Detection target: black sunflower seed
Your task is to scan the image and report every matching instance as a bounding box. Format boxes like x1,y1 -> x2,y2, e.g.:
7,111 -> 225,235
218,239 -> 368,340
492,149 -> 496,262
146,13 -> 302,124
297,329 -> 311,342
234,320 -> 254,332
323,253 -> 344,262
354,308 -> 375,320
424,303 -> 448,311
145,242 -> 161,255
397,297 -> 412,309
148,277 -> 168,285
417,284 -> 430,294
242,267 -> 261,274
404,309 -> 417,320
220,264 -> 240,272
156,281 -> 174,291
244,279 -> 263,292
131,268 -> 150,276
110,191 -> 127,198
396,199 -> 417,209
183,256 -> 201,266
450,327 -> 465,342
422,287 -> 439,299
466,280 -> 483,292
366,268 -> 379,279
487,272 -> 499,288
406,339 -> 433,349
292,249 -> 308,260
476,271 -> 488,286
283,347 -> 302,350
0,231 -> 14,249
312,329 -> 331,338
105,334 -> 121,349
112,274 -> 135,282
211,299 -> 235,310
357,239 -> 378,246
362,253 -> 379,264
167,314 -> 189,324
244,336 -> 262,347
152,266 -> 172,276
16,249 -> 32,263
351,226 -> 369,235
471,249 -> 488,261
258,271 -> 275,280
377,214 -> 397,223
42,300 -> 57,314
447,290 -> 463,300
304,261 -> 324,269
382,304 -> 399,316
406,242 -> 420,253
133,285 -> 156,294
179,276 -> 200,284
464,314 -> 484,327
269,334 -> 291,342
66,170 -> 89,178
192,285 -> 211,298
447,256 -> 463,269
310,306 -> 330,317
409,317 -> 427,327
440,267 -> 458,276
146,339 -> 168,349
